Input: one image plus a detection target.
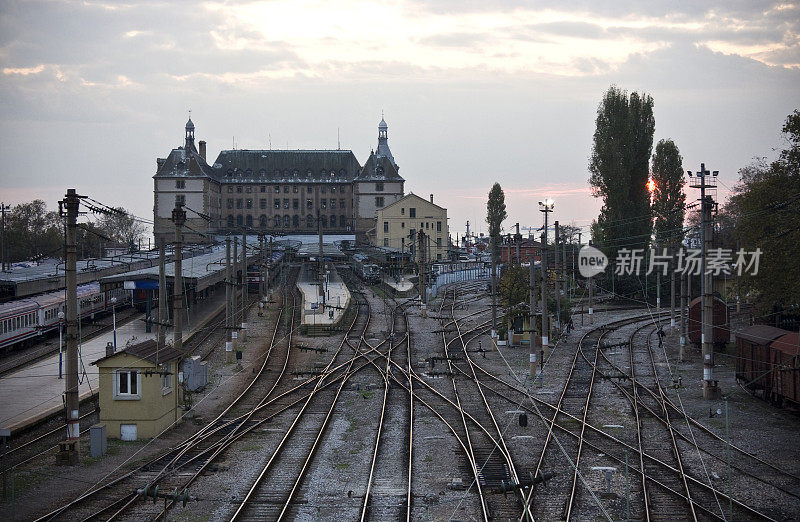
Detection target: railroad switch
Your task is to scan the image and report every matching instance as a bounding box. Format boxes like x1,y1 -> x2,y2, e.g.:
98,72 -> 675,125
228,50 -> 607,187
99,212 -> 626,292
425,370 -> 454,378
598,372 -> 629,381
137,485 -> 193,507
499,471 -> 555,496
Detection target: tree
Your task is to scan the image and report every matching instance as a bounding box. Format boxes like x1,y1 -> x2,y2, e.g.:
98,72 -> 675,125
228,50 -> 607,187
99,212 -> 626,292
96,208 -> 147,253
4,200 -> 63,262
486,182 -> 507,334
486,183 -> 507,257
725,110 -> 800,309
498,263 -> 528,337
651,139 -> 686,249
588,86 -> 655,258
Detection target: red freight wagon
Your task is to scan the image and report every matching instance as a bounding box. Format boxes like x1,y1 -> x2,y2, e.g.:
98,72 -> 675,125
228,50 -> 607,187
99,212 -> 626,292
769,332 -> 800,407
735,325 -> 787,396
688,296 -> 729,347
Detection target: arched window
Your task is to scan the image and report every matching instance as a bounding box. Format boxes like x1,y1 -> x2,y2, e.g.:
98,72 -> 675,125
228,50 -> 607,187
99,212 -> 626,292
246,215 -> 253,227
340,215 -> 347,228
292,215 -> 299,228
306,214 -> 314,228
227,215 -> 234,228
245,169 -> 253,178
259,215 -> 267,228
321,215 -> 327,228
236,215 -> 243,227
273,215 -> 281,228
307,169 -> 312,178
283,215 -> 290,227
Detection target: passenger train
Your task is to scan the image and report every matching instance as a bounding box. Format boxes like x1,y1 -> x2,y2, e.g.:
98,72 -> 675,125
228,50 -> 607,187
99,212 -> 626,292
352,254 -> 381,285
0,282 -> 130,353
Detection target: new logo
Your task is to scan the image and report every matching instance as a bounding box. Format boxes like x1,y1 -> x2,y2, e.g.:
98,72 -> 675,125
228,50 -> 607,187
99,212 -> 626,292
579,246 -> 608,278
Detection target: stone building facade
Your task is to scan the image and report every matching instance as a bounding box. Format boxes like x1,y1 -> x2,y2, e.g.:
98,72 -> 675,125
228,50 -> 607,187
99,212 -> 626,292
376,193 -> 449,262
153,118 -> 404,244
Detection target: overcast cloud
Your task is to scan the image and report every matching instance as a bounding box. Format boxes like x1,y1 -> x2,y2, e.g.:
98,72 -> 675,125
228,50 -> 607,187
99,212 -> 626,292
1,0 -> 798,238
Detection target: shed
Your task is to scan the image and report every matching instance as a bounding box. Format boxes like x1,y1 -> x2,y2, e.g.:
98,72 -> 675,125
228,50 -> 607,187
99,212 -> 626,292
92,340 -> 182,440
734,325 -> 787,392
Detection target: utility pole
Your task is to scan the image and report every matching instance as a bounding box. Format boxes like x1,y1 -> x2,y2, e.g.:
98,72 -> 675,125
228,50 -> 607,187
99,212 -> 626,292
157,238 -> 166,365
317,211 -> 324,307
670,253 -> 676,329
225,238 -> 233,362
259,235 -> 265,301
490,234 -> 497,344
554,221 -> 561,332
588,241 -> 594,325
60,189 -> 81,459
689,163 -> 720,400
515,222 -> 521,265
233,238 -> 239,326
241,229 -> 247,341
0,203 -> 8,272
529,252 -> 538,377
679,269 -> 687,361
539,199 -> 554,352
418,229 -> 427,310
172,202 -> 185,354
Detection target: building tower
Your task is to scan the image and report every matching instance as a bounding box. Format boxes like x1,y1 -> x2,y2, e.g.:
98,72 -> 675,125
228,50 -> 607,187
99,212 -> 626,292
185,117 -> 195,151
375,117 -> 396,168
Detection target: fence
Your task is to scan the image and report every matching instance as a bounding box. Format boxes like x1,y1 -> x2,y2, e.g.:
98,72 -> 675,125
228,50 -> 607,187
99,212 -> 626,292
429,267 -> 490,299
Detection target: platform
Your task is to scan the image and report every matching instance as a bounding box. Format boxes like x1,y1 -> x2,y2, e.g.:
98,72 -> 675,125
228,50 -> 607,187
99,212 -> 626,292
382,274 -> 414,293
296,265 -> 350,326
0,294 -> 226,434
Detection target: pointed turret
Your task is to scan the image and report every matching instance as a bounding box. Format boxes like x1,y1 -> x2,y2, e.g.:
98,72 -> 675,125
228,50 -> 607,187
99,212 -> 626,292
375,117 -> 396,169
185,117 -> 195,151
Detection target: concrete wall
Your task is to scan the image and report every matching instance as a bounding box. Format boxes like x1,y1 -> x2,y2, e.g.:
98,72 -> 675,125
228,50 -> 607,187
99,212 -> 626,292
96,355 -> 179,439
355,181 -> 404,226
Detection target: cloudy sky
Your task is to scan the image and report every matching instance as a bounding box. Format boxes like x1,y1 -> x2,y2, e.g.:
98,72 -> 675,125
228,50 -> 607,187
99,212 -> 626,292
1,0 -> 798,239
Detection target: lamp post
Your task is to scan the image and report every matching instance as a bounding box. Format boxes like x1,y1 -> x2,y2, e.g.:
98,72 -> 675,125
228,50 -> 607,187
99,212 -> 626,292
110,297 -> 117,352
538,198 -> 554,352
58,311 -> 64,379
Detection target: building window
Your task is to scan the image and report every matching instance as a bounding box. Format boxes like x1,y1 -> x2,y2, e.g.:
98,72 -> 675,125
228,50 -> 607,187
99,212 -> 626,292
259,215 -> 267,228
401,208 -> 405,215
384,238 -> 389,246
426,222 -> 429,229
437,221 -> 442,232
409,208 -> 416,218
376,182 -> 384,192
321,215 -> 327,228
246,215 -> 253,227
401,222 -> 405,228
237,215 -> 243,226
384,221 -> 389,233
293,199 -> 299,210
283,199 -> 289,209
160,364 -> 172,392
321,199 -> 327,209
282,215 -> 289,227
437,238 -> 442,247
175,195 -> 185,206
284,186 -> 289,193
227,215 -> 234,228
227,186 -> 233,193
260,199 -> 267,209
340,215 -> 347,228
176,180 -> 185,189
375,196 -> 384,208
115,369 -> 140,399
246,199 -> 252,209
274,200 -> 280,210
293,185 -> 298,193
307,185 -> 313,193
331,186 -> 336,193
227,198 -> 233,209
246,186 -> 252,193
274,185 -> 280,193
260,186 -> 266,192
293,215 -> 299,227
321,186 -> 326,194
306,214 -> 314,228
237,186 -> 243,193
273,215 -> 281,227
340,185 -> 346,193
236,199 -> 243,209
330,199 -> 336,209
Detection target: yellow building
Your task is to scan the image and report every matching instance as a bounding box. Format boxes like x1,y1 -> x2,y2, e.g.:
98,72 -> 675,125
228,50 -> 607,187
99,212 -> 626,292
376,193 -> 448,261
92,340 -> 181,440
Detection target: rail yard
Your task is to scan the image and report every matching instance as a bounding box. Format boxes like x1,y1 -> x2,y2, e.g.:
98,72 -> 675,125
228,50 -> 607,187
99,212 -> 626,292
1,254 -> 798,522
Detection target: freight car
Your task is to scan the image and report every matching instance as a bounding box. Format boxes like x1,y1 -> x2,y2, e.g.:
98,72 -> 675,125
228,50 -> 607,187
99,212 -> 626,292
352,254 -> 381,285
688,296 -> 729,347
734,325 -> 787,397
0,282 -> 130,353
769,332 -> 800,407
735,326 -> 800,408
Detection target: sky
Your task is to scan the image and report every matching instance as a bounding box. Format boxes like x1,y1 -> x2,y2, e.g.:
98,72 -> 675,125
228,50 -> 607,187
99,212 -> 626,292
1,0 -> 799,240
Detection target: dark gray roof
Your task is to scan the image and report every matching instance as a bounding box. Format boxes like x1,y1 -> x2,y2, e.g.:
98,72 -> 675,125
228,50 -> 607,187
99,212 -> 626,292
736,325 -> 788,345
210,150 -> 361,182
356,152 -> 403,182
155,146 -> 215,178
92,339 -> 182,366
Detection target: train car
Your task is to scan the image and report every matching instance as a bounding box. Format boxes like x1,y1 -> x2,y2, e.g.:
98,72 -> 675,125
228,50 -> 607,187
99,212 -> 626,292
0,282 -> 131,352
735,325 -> 787,395
688,296 -> 729,347
769,332 -> 800,407
352,254 -> 381,284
